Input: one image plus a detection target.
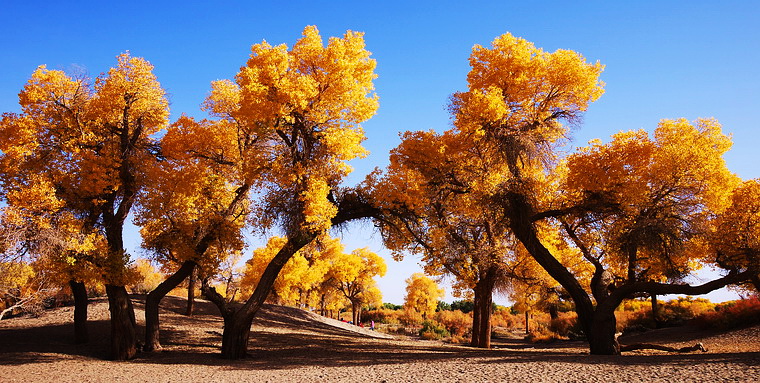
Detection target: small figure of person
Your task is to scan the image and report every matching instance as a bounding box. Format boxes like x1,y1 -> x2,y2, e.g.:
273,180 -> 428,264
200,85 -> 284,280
370,320 -> 375,330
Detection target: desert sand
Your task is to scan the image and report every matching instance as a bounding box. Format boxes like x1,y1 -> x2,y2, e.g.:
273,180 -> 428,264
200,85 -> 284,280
1,296 -> 758,382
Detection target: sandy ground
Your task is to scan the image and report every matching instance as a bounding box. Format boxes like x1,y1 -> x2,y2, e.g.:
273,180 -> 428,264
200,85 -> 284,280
1,296 -> 758,382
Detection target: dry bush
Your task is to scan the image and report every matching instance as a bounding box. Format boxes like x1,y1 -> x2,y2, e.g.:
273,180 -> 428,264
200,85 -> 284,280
692,297 -> 760,330
419,320 -> 450,340
549,311 -> 581,337
616,297 -> 718,331
434,309 -> 471,337
491,307 -> 521,328
362,308 -> 401,325
399,307 -> 424,326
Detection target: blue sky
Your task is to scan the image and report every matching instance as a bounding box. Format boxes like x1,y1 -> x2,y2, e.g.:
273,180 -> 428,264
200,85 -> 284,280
2,1 -> 758,304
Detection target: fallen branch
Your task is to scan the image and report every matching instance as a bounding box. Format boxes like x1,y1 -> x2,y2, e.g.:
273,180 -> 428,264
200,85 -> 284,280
620,342 -> 708,353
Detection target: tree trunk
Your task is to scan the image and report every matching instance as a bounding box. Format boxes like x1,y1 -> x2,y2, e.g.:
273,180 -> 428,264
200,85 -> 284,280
549,304 -> 559,320
471,291 -> 480,347
351,300 -> 361,324
186,265 -> 196,316
506,191 -> 596,346
206,232 -> 317,359
589,308 -> 620,355
105,285 -> 138,360
144,260 -> 197,352
220,314 -> 253,359
525,311 -> 530,334
651,293 -> 661,328
472,276 -> 494,348
69,280 -> 89,344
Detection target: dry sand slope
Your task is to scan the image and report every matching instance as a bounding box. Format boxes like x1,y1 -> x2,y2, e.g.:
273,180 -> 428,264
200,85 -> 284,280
0,296 -> 758,382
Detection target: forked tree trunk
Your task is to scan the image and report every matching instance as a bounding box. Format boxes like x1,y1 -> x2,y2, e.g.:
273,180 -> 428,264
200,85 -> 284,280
144,260 -> 197,352
203,233 -> 317,359
69,280 -> 89,344
105,285 -> 138,360
186,266 -> 197,316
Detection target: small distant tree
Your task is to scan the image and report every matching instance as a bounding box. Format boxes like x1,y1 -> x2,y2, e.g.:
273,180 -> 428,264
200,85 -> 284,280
329,247 -> 386,325
128,259 -> 164,294
404,273 -> 444,320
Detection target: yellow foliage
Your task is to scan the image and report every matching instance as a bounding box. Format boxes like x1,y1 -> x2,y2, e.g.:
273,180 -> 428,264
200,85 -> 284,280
204,25 -> 378,235
563,118 -> 739,281
1,52 -> 169,286
711,179 -> 760,281
404,273 -> 444,319
128,259 -> 164,294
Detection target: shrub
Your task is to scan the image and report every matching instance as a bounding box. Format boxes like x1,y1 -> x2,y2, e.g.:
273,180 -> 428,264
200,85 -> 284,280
419,320 -> 450,340
491,307 -> 521,328
363,308 -> 401,325
693,297 -> 760,330
434,309 -> 471,337
549,311 -> 582,338
399,308 -> 424,326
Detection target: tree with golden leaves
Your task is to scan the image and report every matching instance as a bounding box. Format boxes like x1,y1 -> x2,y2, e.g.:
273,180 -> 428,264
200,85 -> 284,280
0,54 -> 168,359
370,128 -> 513,347
135,115 -> 250,352
329,247 -> 386,325
197,25 -> 378,359
404,273 -> 444,320
710,179 -> 760,292
420,31 -> 755,355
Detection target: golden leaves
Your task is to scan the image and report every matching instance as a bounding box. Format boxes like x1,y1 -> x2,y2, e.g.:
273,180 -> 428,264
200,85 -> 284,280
452,32 -> 605,174
404,273 -> 444,318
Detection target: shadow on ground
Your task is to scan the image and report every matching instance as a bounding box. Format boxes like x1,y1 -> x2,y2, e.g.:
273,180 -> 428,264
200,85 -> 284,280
1,296 -> 758,371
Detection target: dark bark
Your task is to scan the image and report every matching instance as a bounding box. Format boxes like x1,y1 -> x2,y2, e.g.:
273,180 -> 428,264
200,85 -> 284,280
505,191 -> 595,342
201,232 -> 317,359
620,342 -> 707,353
651,293 -> 661,328
525,311 -> 530,334
549,304 -> 559,320
471,274 -> 495,348
186,265 -> 197,316
144,260 -> 197,352
589,308 -> 619,355
69,280 -> 89,344
471,292 -> 481,347
105,285 -> 137,360
221,315 -> 253,359
505,191 -> 755,355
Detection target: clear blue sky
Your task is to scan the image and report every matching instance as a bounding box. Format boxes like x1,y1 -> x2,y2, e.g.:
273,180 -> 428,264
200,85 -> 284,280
2,1 -> 758,304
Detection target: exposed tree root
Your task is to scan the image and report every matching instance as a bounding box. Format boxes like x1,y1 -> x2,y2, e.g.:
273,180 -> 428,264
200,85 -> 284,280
620,342 -> 708,353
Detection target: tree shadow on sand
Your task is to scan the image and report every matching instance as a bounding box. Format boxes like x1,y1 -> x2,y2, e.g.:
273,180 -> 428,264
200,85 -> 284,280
1,296 -> 758,370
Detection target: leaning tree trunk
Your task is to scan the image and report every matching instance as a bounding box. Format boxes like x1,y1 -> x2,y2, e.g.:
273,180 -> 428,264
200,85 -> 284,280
209,233 -> 316,359
506,191 -> 597,350
69,280 -> 89,344
105,285 -> 138,360
144,260 -> 197,352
